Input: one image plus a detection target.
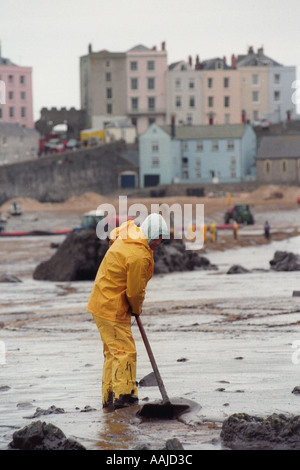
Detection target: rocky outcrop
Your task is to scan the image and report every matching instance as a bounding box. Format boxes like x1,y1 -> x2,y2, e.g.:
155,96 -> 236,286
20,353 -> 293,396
33,231 -> 217,282
153,242 -> 217,274
227,265 -> 250,274
33,229 -> 109,281
221,413 -> 300,450
9,420 -> 86,450
270,251 -> 300,271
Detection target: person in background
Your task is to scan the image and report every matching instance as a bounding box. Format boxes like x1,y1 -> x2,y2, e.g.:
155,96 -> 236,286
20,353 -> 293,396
87,213 -> 169,410
264,220 -> 270,240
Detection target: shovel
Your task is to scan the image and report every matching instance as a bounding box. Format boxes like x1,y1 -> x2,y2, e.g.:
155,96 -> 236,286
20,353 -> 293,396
135,315 -> 190,419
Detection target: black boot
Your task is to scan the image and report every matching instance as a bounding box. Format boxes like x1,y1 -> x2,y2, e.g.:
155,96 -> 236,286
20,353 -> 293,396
103,391 -> 114,409
113,394 -> 138,410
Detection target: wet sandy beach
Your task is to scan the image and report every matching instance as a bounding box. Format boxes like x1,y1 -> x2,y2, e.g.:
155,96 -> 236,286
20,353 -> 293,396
1,189 -> 300,450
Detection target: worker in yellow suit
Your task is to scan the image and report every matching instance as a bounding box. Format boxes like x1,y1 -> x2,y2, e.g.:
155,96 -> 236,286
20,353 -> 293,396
87,214 -> 169,410
210,221 -> 217,243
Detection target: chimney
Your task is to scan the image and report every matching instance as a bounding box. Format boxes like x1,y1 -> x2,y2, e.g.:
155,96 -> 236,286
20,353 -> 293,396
248,46 -> 254,54
195,55 -> 200,70
223,56 -> 227,65
152,46 -> 157,50
257,46 -> 264,56
161,41 -> 166,51
188,55 -> 192,66
88,43 -> 92,54
231,54 -> 237,69
171,115 -> 176,139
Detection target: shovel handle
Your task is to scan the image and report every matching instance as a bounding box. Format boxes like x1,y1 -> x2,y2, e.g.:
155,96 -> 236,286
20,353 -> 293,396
135,315 -> 170,405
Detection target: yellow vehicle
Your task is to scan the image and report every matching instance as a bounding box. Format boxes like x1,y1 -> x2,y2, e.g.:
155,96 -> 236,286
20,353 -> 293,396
80,128 -> 105,147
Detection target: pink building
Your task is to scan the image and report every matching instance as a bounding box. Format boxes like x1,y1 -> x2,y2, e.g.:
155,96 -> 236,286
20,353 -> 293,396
126,43 -> 168,135
0,52 -> 34,129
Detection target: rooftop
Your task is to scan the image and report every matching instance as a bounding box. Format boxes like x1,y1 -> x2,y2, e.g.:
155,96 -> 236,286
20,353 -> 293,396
257,135 -> 300,159
160,123 -> 251,140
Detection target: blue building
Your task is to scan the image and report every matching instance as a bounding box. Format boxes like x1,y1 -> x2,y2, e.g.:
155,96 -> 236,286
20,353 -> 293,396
139,123 -> 257,187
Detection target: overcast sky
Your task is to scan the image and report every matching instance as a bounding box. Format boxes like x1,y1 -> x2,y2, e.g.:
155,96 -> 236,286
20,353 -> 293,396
1,0 -> 299,120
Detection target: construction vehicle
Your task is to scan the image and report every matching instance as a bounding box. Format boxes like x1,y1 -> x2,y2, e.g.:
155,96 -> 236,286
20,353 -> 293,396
224,204 -> 254,225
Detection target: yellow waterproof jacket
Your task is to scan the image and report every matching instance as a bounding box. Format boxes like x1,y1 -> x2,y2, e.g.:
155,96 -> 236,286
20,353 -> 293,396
87,220 -> 154,323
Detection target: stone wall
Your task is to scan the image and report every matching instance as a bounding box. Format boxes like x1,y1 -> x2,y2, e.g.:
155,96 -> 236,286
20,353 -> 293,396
0,142 -> 138,204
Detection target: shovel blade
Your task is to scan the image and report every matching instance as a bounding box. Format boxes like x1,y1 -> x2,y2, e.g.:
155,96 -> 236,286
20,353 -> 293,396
137,399 -> 191,420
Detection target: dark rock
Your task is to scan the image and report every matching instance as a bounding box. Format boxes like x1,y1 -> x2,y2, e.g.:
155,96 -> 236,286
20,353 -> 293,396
26,405 -> 65,418
177,357 -> 188,362
292,386 -> 300,395
221,412 -> 300,450
270,251 -> 300,272
164,438 -> 184,450
9,420 -> 86,450
138,372 -> 158,387
80,405 -> 96,412
0,274 -> 22,283
153,241 -> 218,274
0,385 -> 10,392
33,229 -> 109,281
227,265 -> 250,274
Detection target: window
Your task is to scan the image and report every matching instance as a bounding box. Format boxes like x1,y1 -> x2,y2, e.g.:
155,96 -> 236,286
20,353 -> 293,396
195,157 -> 201,178
21,91 -> 26,100
224,96 -> 230,107
227,140 -> 234,150
175,96 -> 181,108
265,160 -> 271,174
211,141 -> 219,151
152,142 -> 159,152
106,60 -> 110,67
189,79 -> 195,89
147,61 -> 155,71
224,77 -> 229,88
131,77 -> 138,90
253,110 -> 259,121
225,114 -> 230,124
252,91 -> 259,103
208,78 -> 213,88
189,96 -> 195,108
147,77 -> 155,90
281,159 -> 287,173
274,90 -> 281,101
105,72 -> 111,82
252,74 -> 259,85
208,96 -> 214,107
107,103 -> 112,114
8,91 -> 14,100
130,61 -> 138,71
274,74 -> 280,84
9,107 -> 14,118
20,75 -> 25,84
148,117 -> 156,125
151,157 -> 159,168
3,136 -> 7,145
8,75 -> 13,84
187,114 -> 193,125
183,142 -> 188,152
148,97 -> 155,110
21,107 -> 26,118
106,88 -> 112,99
175,79 -> 181,90
131,97 -> 138,110
196,141 -> 203,152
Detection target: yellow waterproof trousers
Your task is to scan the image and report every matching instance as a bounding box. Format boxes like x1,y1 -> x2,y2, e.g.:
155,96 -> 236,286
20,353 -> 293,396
93,316 -> 138,407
